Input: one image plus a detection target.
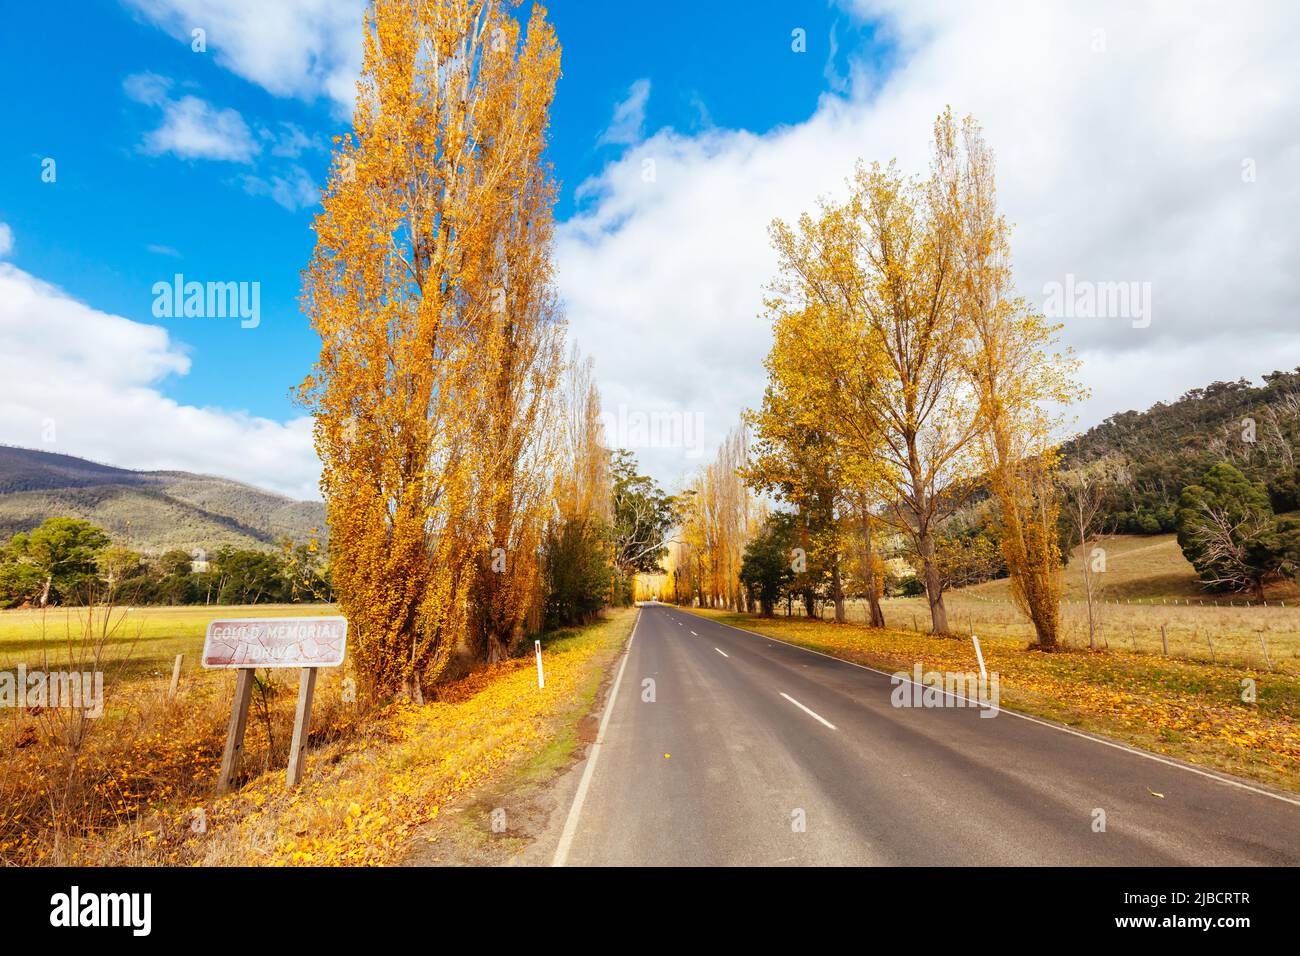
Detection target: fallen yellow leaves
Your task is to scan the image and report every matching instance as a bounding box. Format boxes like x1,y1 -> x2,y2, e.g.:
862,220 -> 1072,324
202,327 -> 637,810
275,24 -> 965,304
168,609 -> 633,866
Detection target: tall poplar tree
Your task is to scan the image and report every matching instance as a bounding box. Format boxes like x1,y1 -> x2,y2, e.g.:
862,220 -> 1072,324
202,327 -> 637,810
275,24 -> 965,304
300,0 -> 563,696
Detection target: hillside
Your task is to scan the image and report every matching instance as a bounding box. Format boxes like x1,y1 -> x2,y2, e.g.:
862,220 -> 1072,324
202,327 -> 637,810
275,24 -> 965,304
1061,368 -> 1300,533
962,533 -> 1300,604
0,445 -> 326,554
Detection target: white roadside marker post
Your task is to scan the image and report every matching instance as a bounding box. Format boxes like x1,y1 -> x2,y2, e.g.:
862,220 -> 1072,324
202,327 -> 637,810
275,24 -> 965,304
971,631 -> 987,682
535,639 -> 545,689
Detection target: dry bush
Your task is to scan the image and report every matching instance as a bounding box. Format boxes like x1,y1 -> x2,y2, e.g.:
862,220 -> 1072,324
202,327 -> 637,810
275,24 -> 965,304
0,602 -> 362,865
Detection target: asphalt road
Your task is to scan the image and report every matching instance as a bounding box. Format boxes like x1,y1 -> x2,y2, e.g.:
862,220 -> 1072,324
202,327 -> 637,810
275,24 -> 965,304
552,604 -> 1300,866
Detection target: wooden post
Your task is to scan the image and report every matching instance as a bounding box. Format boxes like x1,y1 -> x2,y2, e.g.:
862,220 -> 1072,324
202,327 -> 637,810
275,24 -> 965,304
169,653 -> 184,697
217,668 -> 256,794
286,667 -> 319,788
1160,624 -> 1168,656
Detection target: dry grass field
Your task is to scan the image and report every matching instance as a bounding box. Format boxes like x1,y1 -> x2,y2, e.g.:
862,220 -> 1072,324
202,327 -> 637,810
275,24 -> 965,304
830,535 -> 1300,674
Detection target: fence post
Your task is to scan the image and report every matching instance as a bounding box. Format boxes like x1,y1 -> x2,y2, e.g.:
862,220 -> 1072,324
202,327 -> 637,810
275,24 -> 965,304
169,653 -> 184,698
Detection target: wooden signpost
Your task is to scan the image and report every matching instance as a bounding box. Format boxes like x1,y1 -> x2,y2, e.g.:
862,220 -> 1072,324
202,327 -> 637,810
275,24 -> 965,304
202,616 -> 348,793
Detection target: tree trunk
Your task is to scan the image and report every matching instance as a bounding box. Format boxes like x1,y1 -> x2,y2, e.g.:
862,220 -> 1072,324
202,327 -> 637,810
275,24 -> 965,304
865,582 -> 885,628
485,632 -> 512,665
1084,571 -> 1097,650
803,590 -> 816,618
402,673 -> 425,705
918,531 -> 950,635
830,559 -> 846,623
39,575 -> 52,608
860,510 -> 886,628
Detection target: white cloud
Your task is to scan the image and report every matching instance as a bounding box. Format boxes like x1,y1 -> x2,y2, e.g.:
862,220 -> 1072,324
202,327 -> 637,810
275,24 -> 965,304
598,79 -> 652,147
125,0 -> 363,111
241,165 -> 319,211
0,223 -> 12,258
267,121 -> 318,158
126,73 -> 261,162
558,0 -> 1300,487
122,71 -> 172,106
0,257 -> 319,500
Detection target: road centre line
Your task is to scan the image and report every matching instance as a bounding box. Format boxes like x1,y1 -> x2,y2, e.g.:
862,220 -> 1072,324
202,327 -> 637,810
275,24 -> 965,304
780,692 -> 837,730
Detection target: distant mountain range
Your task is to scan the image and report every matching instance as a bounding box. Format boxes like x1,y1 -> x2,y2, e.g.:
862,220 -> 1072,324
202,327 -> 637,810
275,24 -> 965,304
0,445 -> 326,555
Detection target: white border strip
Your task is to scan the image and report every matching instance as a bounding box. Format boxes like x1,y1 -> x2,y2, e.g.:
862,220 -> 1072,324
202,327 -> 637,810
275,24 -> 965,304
551,609 -> 641,866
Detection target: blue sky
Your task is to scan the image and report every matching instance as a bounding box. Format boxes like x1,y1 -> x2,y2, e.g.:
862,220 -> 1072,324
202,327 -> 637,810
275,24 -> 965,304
0,1 -> 887,424
1,2 -> 1297,499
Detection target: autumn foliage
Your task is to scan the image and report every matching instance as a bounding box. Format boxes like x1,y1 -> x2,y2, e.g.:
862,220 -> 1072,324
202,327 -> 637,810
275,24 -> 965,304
300,1 -> 576,697
738,110 -> 1079,643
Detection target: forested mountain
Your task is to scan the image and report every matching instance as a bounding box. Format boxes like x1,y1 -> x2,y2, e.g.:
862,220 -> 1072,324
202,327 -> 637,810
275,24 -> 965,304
1062,369 -> 1300,533
0,445 -> 325,554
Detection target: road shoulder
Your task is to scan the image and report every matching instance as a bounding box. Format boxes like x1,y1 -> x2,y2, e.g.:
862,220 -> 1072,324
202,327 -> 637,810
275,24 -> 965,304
400,607 -> 638,867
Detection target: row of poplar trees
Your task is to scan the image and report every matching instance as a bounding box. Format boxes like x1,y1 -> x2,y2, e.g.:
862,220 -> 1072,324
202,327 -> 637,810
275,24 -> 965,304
299,1 -> 612,699
668,428 -> 762,610
744,110 -> 1081,648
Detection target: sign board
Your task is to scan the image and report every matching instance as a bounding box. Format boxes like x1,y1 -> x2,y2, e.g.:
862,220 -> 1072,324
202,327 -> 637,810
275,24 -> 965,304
202,617 -> 348,669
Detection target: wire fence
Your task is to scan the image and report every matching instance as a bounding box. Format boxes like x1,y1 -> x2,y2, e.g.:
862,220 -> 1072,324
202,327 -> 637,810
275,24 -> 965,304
765,595 -> 1300,674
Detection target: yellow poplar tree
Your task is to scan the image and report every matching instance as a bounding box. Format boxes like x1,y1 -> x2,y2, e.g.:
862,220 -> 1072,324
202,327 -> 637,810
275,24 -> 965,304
764,205 -> 892,626
465,4 -> 564,663
300,0 -> 561,697
677,426 -> 757,610
839,161 -> 982,635
744,301 -> 856,623
932,109 -> 1083,649
540,349 -> 615,627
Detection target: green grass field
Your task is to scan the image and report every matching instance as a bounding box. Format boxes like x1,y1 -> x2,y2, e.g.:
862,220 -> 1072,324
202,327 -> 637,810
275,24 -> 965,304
0,603 -> 339,683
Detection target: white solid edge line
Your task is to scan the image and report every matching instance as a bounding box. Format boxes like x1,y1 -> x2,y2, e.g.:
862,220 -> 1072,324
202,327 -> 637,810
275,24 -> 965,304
683,610 -> 1300,809
714,647 -> 729,658
780,691 -> 837,730
551,610 -> 640,866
